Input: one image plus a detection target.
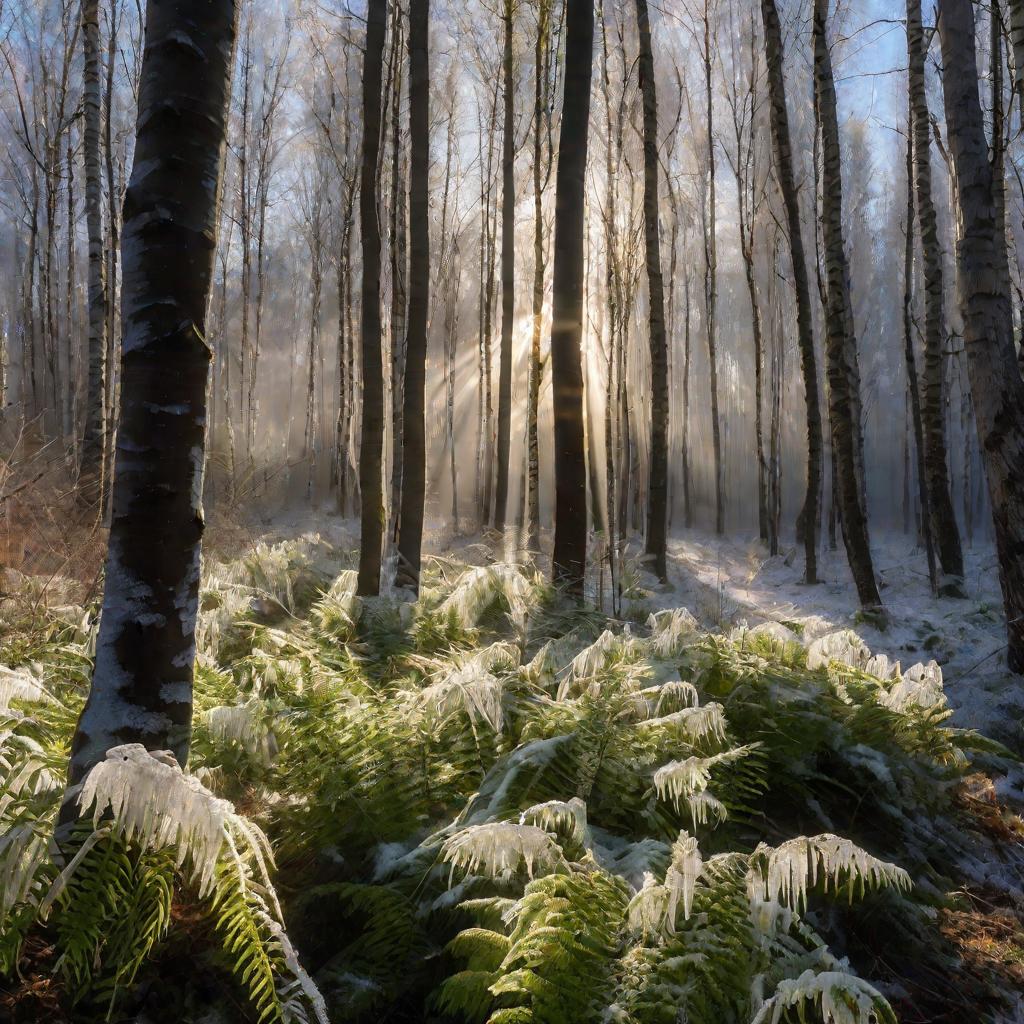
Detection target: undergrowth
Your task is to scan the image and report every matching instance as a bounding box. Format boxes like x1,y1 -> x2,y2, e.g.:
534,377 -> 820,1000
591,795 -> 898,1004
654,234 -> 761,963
0,532 -> 1021,1023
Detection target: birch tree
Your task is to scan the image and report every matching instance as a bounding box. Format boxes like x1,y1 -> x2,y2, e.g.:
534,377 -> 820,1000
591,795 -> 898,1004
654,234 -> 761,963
396,0 -> 429,593
760,0 -> 823,584
550,0 -> 594,594
938,0 -> 1024,673
907,0 -> 965,595
65,0 -> 238,792
358,0 -> 388,596
811,0 -> 882,617
79,0 -> 106,511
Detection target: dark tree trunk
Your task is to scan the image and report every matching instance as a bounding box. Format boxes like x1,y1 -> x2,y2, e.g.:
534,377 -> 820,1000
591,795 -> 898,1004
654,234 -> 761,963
702,0 -> 723,535
760,0 -> 823,584
636,0 -> 668,582
938,0 -> 1024,674
902,96 -> 938,592
812,0 -> 882,615
396,0 -> 429,593
79,0 -> 106,512
357,0 -> 388,596
550,0 -> 594,594
907,0 -> 965,594
494,0 -> 515,533
64,0 -> 238,795
527,0 -> 552,552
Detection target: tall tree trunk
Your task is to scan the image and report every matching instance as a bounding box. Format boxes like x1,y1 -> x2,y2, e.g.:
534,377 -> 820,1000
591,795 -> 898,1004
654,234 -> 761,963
702,0 -> 723,535
907,0 -> 966,594
64,0 -> 238,795
494,0 -> 515,533
357,0 -> 388,596
681,262 -> 693,529
103,0 -> 121,502
396,0 -> 429,593
1010,0 -> 1024,104
760,0 -> 823,583
527,0 -> 551,552
812,0 -> 882,615
550,0 -> 594,594
636,0 -> 668,582
903,95 -> 938,592
79,0 -> 106,511
938,0 -> 1024,674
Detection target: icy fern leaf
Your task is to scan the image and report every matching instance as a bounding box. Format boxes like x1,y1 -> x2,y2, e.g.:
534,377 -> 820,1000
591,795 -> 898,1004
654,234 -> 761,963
205,701 -> 276,761
519,797 -> 587,844
882,660 -> 946,713
747,834 -> 911,912
441,821 -> 565,881
647,607 -> 699,659
626,830 -> 702,940
752,967 -> 897,1024
654,745 -> 756,810
637,702 -> 728,744
418,665 -> 505,733
806,631 -> 872,673
0,665 -> 53,709
0,824 -> 49,916
77,743 -> 277,901
437,563 -> 533,630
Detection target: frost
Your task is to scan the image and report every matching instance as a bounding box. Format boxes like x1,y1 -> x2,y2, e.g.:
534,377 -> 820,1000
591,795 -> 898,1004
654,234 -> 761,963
747,834 -> 911,912
77,743 -> 278,901
626,831 -> 701,940
654,746 -> 756,812
441,821 -> 564,880
751,968 -> 894,1024
647,608 -> 699,658
882,660 -> 945,712
520,797 -> 588,844
0,665 -> 52,709
437,563 -> 533,629
806,631 -> 872,672
637,703 -> 728,744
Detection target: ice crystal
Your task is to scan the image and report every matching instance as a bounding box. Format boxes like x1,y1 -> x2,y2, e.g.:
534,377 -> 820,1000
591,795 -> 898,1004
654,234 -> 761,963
437,563 -> 533,629
77,743 -> 278,901
520,797 -> 588,844
752,968 -> 894,1024
0,665 -> 52,709
747,834 -> 911,912
647,608 -> 699,659
806,631 -> 872,672
441,821 -> 564,880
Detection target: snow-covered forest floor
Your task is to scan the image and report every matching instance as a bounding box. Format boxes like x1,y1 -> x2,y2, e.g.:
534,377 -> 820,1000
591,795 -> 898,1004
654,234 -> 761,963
4,511 -> 1024,1023
659,533 -> 1018,747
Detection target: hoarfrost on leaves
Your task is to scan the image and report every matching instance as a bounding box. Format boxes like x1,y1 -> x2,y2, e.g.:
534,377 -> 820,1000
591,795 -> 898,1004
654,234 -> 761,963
747,834 -> 911,913
441,821 -> 565,880
751,967 -> 895,1024
76,742 -> 277,901
647,607 -> 699,659
0,665 -> 54,709
437,563 -> 533,630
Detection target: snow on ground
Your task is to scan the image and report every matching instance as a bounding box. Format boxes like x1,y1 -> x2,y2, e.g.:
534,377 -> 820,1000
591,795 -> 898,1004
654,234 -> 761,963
658,530 -> 1021,750
226,506 -> 1022,755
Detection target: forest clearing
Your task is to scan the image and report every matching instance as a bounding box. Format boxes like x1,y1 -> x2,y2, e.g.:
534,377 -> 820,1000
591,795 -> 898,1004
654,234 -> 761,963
2,0 -> 1024,1020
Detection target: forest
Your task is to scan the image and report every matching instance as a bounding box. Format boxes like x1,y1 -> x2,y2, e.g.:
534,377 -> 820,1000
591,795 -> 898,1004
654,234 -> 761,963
1,0 -> 1024,1020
